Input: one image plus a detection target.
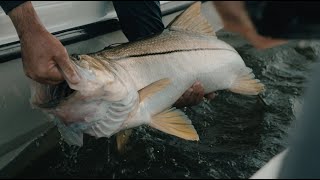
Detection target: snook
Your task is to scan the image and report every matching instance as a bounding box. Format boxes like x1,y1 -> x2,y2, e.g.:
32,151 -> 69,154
30,2 -> 265,149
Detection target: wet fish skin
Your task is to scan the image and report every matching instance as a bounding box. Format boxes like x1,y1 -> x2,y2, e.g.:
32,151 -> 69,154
30,2 -> 265,147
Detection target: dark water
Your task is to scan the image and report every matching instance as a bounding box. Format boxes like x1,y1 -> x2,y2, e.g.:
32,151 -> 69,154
17,30 -> 320,179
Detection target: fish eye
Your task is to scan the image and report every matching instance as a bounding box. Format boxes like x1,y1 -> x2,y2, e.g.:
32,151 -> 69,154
71,54 -> 81,60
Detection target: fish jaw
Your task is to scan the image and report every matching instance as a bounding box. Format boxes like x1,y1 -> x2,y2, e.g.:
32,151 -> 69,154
49,94 -> 108,124
30,55 -> 140,136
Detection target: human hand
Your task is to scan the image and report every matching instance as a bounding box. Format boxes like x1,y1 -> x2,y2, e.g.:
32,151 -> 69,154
213,1 -> 287,50
8,1 -> 80,85
19,28 -> 80,85
173,81 -> 217,108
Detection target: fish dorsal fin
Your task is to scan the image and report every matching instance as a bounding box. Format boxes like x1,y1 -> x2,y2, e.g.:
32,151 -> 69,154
138,78 -> 171,102
167,1 -> 215,36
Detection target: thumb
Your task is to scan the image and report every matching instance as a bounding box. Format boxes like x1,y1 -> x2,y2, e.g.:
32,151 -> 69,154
54,53 -> 81,85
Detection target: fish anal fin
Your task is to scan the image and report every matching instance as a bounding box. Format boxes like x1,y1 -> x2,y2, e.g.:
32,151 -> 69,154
116,129 -> 133,154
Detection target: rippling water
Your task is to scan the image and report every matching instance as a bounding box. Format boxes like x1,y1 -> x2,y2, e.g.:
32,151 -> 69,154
17,30 -> 320,178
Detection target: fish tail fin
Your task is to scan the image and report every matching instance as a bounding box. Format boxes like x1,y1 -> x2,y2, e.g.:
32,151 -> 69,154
149,108 -> 199,141
229,68 -> 265,95
167,2 -> 215,36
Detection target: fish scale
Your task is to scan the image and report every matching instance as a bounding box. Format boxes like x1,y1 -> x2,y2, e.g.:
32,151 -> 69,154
30,2 -> 265,149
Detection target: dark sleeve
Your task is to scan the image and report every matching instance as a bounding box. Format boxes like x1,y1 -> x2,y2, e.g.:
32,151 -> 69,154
0,1 -> 27,15
112,1 -> 164,42
245,1 -> 320,39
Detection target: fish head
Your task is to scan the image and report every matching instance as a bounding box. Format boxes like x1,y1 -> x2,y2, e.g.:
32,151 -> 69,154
30,54 -> 136,127
67,54 -> 116,95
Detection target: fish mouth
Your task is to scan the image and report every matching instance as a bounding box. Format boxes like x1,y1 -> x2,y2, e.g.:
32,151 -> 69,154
38,54 -> 80,108
36,80 -> 76,109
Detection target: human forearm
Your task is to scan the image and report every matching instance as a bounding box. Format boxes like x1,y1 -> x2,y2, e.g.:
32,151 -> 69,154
212,1 -> 287,49
7,1 -> 46,39
3,1 -> 80,85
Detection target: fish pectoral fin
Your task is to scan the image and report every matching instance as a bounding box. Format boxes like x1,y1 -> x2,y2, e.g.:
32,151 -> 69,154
138,78 -> 171,102
229,68 -> 266,95
116,129 -> 133,154
149,108 -> 199,141
167,1 -> 215,36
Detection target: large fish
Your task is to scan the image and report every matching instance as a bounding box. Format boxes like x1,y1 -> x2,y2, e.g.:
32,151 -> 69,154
30,2 -> 265,148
